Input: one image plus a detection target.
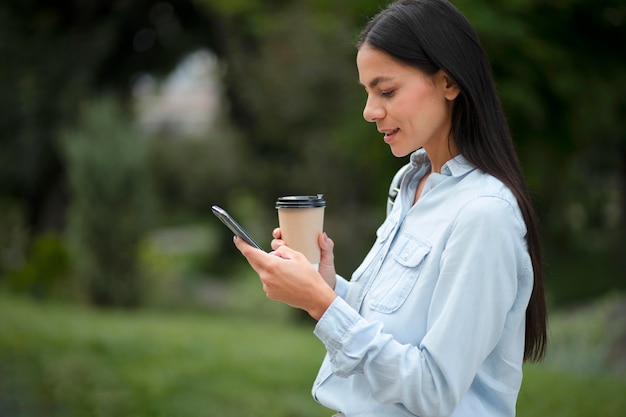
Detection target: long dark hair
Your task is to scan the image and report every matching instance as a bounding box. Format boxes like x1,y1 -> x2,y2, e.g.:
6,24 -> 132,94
359,0 -> 546,362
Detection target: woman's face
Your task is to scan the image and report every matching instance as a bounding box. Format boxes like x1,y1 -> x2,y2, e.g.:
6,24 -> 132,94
357,44 -> 459,159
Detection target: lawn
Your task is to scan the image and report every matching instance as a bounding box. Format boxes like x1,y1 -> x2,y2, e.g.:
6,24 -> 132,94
1,290 -> 625,416
0,293 -> 329,417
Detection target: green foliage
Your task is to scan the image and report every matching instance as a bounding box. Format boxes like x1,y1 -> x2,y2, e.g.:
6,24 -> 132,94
1,293 -> 625,416
0,198 -> 28,277
543,293 -> 626,375
518,365 -> 626,417
146,130 -> 269,275
2,234 -> 71,299
189,0 -> 626,294
138,223 -> 227,308
1,0 -> 625,308
190,0 -> 405,274
453,1 -> 626,305
147,128 -> 249,216
0,0 -> 207,234
62,97 -> 155,307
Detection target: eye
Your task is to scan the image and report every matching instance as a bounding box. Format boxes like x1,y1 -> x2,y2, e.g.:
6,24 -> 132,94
381,89 -> 395,98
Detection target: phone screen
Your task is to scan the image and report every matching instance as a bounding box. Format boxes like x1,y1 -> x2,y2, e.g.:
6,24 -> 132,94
211,205 -> 263,250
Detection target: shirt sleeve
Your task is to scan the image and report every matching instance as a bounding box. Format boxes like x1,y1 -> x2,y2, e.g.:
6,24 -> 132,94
333,274 -> 349,299
313,196 -> 529,416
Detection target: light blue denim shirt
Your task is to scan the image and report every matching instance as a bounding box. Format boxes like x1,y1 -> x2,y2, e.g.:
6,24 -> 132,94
312,148 -> 533,417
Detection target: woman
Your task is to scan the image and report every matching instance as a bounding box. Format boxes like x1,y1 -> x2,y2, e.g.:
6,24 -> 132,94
234,0 -> 547,415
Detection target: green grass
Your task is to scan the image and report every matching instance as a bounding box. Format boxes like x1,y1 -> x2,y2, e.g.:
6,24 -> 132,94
0,293 -> 329,417
518,365 -> 626,417
1,291 -> 625,417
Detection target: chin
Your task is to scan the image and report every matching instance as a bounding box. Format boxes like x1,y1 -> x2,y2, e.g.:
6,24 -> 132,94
390,146 -> 413,158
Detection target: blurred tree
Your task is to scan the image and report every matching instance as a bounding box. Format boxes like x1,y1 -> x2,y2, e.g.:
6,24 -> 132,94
0,0 -> 209,235
456,0 -> 626,303
190,0 -> 401,274
62,97 -> 154,307
194,0 -> 626,293
0,0 -> 624,306
2,233 -> 71,299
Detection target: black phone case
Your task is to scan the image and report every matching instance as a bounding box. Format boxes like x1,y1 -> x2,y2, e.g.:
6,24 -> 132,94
211,205 -> 262,250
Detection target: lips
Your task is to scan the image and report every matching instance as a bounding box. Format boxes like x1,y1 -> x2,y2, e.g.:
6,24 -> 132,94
379,128 -> 399,142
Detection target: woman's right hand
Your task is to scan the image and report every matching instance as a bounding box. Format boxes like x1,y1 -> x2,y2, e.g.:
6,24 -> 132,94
271,228 -> 337,290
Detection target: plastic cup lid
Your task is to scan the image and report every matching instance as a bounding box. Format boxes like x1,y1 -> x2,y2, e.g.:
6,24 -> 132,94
275,194 -> 326,208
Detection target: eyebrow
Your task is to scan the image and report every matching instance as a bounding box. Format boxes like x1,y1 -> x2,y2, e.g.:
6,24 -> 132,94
360,76 -> 395,88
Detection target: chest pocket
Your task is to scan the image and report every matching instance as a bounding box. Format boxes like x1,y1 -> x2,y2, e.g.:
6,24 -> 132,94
368,234 -> 431,314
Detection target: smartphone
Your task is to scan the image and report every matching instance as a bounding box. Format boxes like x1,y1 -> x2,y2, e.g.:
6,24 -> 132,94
211,205 -> 263,250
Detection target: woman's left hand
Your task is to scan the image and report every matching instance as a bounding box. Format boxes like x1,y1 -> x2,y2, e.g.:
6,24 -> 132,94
233,237 -> 337,320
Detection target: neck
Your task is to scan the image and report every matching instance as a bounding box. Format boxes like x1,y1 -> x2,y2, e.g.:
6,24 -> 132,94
424,142 -> 460,173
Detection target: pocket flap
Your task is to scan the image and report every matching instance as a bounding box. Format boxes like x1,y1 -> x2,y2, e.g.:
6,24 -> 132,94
392,235 -> 431,267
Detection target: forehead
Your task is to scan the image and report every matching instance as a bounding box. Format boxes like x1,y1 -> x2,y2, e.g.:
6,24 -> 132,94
356,44 -> 418,86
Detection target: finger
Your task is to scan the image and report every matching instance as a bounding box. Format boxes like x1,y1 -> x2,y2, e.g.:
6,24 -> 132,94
234,236 -> 271,275
271,238 -> 285,251
234,236 -> 264,259
319,232 -> 335,253
271,244 -> 295,259
272,244 -> 309,263
233,235 -> 250,251
272,228 -> 282,239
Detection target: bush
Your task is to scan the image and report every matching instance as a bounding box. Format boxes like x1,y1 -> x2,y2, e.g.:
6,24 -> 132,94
2,233 -> 71,299
61,97 -> 155,307
0,198 -> 28,277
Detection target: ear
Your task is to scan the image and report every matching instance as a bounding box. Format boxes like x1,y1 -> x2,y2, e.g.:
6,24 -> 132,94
439,71 -> 460,101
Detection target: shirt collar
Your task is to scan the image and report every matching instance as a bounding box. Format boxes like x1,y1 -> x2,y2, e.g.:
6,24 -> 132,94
409,148 -> 474,177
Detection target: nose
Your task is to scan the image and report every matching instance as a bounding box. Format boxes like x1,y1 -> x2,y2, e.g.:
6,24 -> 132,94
362,96 -> 384,122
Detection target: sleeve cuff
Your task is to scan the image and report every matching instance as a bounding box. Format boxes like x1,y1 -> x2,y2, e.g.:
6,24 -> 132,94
314,296 -> 361,351
334,274 -> 349,299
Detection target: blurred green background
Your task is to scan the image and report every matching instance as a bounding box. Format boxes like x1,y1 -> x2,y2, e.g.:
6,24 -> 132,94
1,0 -> 625,415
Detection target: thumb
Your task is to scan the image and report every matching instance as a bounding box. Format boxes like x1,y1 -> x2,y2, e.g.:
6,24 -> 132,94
318,232 -> 336,288
319,232 -> 335,254
319,232 -> 335,268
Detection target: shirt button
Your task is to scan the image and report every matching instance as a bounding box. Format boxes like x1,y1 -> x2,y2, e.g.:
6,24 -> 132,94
401,252 -> 409,260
